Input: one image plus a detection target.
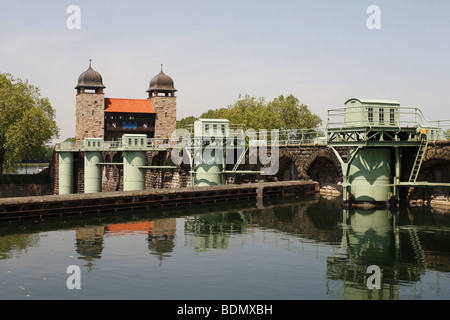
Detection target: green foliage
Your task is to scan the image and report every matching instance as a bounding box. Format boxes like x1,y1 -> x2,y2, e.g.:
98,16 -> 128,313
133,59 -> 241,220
177,94 -> 322,131
22,145 -> 54,163
0,73 -> 60,173
176,116 -> 198,129
268,95 -> 322,130
0,173 -> 50,184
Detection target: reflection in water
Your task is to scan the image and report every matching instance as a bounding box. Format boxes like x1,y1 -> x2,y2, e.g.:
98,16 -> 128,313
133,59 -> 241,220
326,205 -> 450,300
185,213 -> 247,251
75,219 -> 178,267
1,196 -> 450,299
0,233 -> 40,260
327,207 -> 402,300
147,219 -> 176,261
75,226 -> 105,271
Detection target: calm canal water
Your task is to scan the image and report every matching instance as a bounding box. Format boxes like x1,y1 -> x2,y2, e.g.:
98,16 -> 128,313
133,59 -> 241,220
1,194 -> 450,300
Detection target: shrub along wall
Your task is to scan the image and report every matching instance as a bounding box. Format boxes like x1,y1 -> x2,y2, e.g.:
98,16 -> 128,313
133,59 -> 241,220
0,173 -> 52,198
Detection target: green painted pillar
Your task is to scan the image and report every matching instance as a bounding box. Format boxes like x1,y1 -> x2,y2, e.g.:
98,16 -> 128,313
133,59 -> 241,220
59,151 -> 74,195
348,148 -> 392,203
195,148 -> 223,187
84,151 -> 102,193
123,151 -> 146,191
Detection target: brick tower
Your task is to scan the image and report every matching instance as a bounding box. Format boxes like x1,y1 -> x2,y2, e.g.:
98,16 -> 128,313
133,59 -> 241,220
146,65 -> 177,142
75,60 -> 106,142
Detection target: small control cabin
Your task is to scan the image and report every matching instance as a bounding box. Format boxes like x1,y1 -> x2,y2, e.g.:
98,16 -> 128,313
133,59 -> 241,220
193,119 -> 230,139
344,98 -> 400,128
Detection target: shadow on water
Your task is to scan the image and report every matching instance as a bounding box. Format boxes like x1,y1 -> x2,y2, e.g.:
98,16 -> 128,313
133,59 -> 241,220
1,193 -> 450,299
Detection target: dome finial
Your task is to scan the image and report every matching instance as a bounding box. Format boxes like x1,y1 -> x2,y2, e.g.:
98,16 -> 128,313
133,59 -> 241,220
75,60 -> 105,93
147,65 -> 176,97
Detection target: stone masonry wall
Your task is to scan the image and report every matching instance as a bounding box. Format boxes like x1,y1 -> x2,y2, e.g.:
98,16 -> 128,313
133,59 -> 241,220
76,93 -> 105,143
150,96 -> 176,142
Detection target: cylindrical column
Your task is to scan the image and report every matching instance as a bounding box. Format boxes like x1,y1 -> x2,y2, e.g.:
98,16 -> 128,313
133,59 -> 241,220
59,152 -> 74,195
84,151 -> 102,193
195,148 -> 223,186
123,151 -> 146,191
348,148 -> 392,203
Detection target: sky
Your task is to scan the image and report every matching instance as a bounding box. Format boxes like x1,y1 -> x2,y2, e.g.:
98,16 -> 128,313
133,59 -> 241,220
1,0 -> 450,143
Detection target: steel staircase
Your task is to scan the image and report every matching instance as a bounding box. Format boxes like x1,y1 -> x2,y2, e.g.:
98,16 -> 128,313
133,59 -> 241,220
408,137 -> 428,183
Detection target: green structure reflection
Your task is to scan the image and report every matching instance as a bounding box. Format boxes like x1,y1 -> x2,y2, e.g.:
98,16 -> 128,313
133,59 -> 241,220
184,212 -> 248,251
326,206 -> 424,300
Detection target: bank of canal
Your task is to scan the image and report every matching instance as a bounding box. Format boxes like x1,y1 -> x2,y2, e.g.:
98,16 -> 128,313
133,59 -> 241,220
0,181 -> 319,221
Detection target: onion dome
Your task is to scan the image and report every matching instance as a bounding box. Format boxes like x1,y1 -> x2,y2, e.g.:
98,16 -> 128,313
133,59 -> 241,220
75,60 -> 105,94
147,65 -> 176,97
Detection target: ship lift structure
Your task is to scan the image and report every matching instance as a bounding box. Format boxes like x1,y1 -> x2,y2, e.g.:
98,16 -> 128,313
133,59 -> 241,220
57,98 -> 450,205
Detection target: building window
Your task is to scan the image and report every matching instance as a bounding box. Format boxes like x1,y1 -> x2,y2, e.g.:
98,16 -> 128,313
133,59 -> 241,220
221,125 -> 225,135
379,108 -> 384,124
213,124 -> 217,134
368,108 -> 373,124
390,108 -> 395,124
205,124 -> 209,135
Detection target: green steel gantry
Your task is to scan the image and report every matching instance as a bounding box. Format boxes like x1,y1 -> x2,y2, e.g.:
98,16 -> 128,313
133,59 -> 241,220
326,98 -> 450,204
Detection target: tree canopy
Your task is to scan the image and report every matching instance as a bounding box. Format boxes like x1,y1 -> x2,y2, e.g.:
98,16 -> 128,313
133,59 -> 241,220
177,94 -> 322,132
0,73 -> 60,173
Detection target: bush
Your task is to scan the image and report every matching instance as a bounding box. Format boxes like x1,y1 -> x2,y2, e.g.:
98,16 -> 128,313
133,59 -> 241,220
0,172 -> 50,184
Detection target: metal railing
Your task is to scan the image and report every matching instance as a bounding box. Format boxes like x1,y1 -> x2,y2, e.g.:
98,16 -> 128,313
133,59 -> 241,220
182,123 -> 326,146
327,106 -> 450,142
56,126 -> 328,152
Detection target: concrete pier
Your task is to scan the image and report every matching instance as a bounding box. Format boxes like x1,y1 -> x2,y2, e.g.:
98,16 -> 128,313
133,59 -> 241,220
0,181 -> 319,221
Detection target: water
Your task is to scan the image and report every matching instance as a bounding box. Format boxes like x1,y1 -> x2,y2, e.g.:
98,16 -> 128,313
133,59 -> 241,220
15,164 -> 47,174
1,194 -> 450,300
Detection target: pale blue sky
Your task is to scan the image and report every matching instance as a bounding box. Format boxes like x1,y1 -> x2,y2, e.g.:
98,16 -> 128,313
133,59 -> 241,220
1,0 -> 450,142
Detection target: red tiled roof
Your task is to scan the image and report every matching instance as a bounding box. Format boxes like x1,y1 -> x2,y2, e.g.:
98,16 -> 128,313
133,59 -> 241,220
104,98 -> 155,113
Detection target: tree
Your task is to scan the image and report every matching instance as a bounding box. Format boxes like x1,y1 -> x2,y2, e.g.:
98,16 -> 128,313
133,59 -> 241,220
267,95 -> 322,130
193,93 -> 322,131
0,73 -> 60,173
64,137 -> 76,143
176,116 -> 198,129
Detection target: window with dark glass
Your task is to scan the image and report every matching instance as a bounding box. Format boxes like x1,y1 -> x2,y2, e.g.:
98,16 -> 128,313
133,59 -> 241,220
390,108 -> 395,124
368,108 -> 374,124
